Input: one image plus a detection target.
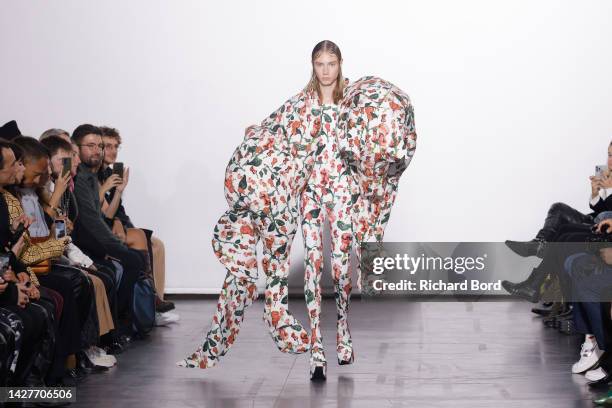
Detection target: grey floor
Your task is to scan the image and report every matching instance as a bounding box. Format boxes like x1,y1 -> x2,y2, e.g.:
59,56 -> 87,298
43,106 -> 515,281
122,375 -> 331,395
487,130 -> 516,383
73,298 -> 608,407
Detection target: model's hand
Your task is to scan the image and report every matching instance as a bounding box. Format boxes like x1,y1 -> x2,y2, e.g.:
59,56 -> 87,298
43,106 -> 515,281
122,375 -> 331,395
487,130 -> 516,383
101,174 -> 122,194
116,167 -> 129,193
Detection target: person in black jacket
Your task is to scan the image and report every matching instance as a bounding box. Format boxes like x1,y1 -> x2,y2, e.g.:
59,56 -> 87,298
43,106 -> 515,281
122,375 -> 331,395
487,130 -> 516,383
71,125 -> 143,334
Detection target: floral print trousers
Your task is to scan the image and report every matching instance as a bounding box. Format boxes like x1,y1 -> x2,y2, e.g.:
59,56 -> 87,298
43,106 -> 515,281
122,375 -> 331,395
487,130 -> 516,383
300,104 -> 356,373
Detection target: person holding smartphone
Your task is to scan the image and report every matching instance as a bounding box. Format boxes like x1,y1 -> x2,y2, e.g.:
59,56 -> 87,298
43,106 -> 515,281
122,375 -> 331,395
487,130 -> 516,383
506,140 -> 612,258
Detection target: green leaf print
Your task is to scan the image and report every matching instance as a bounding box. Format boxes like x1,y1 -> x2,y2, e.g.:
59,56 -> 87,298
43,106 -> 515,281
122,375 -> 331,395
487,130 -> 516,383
323,113 -> 332,123
238,175 -> 247,190
247,157 -> 262,166
337,221 -> 351,231
229,213 -> 238,222
305,289 -> 314,304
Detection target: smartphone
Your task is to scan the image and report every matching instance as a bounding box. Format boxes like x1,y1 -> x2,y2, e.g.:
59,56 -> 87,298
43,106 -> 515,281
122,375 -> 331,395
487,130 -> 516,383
596,165 -> 608,177
113,162 -> 124,179
9,222 -> 25,247
62,157 -> 72,177
54,219 -> 66,239
0,254 -> 10,276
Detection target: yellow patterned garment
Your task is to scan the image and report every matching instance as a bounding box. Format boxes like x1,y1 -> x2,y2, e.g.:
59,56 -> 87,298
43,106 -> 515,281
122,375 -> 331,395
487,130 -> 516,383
2,191 -> 65,266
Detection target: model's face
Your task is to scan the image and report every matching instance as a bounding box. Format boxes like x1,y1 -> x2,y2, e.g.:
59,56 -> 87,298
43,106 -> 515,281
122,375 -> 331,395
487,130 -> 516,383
78,134 -> 104,168
0,148 -> 18,186
313,52 -> 340,87
23,157 -> 50,188
608,145 -> 612,169
50,149 -> 72,178
102,136 -> 120,165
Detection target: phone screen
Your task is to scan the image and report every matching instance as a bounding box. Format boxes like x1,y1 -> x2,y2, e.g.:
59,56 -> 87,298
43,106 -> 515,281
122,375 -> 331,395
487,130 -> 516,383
113,162 -> 124,178
0,254 -> 10,275
54,220 -> 66,239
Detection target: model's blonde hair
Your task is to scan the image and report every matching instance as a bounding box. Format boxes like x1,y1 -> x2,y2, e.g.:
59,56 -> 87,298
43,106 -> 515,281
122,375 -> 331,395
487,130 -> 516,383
305,40 -> 345,104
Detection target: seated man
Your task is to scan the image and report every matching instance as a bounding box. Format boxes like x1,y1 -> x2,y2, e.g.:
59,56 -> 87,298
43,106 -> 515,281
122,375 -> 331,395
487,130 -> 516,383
99,126 -> 174,314
70,124 -> 144,335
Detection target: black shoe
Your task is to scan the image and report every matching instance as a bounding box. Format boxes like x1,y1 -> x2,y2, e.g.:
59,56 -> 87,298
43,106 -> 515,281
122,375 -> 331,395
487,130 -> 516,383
156,299 -> 175,313
505,239 -> 545,258
65,367 -> 87,383
104,341 -> 124,355
531,305 -> 553,316
78,351 -> 109,373
558,318 -> 575,335
502,280 -> 540,303
588,372 -> 612,388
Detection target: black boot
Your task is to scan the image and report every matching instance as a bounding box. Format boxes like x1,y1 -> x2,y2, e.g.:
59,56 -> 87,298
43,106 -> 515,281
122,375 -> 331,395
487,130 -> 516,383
502,267 -> 548,303
505,239 -> 546,258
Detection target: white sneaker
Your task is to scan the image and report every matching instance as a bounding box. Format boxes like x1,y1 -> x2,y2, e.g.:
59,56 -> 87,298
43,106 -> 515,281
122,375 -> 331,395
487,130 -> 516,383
572,341 -> 604,374
92,346 -> 117,365
155,311 -> 180,326
84,346 -> 116,368
586,367 -> 608,382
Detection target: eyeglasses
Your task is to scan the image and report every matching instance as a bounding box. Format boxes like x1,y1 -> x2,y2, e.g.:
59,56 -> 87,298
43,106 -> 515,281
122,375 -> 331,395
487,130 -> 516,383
78,143 -> 105,150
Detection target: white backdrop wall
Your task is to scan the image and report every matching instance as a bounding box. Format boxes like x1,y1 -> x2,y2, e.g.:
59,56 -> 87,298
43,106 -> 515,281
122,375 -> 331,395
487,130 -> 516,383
1,0 -> 611,293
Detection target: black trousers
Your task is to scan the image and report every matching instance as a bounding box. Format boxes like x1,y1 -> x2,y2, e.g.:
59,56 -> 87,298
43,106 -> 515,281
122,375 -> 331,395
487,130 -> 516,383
536,202 -> 594,241
2,303 -> 47,385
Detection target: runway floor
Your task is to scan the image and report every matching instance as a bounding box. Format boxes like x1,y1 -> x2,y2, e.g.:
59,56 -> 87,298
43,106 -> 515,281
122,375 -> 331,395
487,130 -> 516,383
73,298 -> 606,407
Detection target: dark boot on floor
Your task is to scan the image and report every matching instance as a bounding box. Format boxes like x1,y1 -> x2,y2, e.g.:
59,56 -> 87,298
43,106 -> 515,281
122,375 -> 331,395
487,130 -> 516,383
502,267 -> 548,303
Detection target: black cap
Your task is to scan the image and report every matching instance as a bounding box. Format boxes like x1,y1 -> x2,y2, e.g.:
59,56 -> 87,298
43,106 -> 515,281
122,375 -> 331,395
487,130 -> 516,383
0,120 -> 22,141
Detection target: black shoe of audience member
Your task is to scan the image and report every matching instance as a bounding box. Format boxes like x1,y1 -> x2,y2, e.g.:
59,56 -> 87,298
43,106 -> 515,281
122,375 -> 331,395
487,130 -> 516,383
118,334 -> 132,348
502,280 -> 540,303
505,239 -> 545,258
78,351 -> 109,373
65,367 -> 87,383
557,318 -> 575,335
104,341 -> 124,355
531,305 -> 552,316
156,299 -> 175,313
502,266 -> 548,303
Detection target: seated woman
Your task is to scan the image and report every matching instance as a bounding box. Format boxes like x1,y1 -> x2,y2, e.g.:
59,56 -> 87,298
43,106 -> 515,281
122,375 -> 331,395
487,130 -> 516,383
505,141 -> 612,258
